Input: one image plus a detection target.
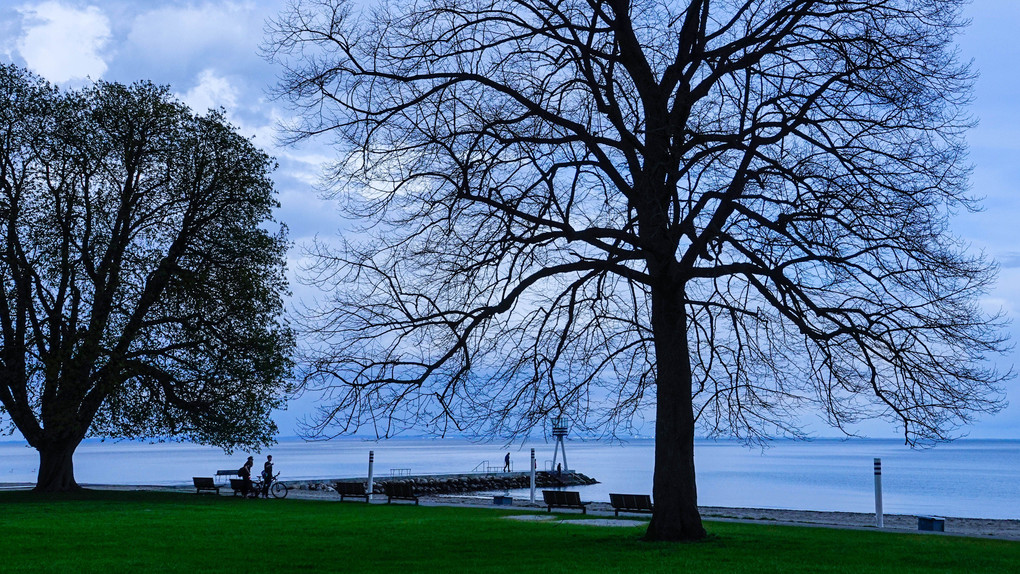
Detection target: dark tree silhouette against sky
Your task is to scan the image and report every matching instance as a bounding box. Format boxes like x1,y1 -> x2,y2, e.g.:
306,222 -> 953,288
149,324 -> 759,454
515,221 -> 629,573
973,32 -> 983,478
267,0 -> 1009,540
0,65 -> 294,491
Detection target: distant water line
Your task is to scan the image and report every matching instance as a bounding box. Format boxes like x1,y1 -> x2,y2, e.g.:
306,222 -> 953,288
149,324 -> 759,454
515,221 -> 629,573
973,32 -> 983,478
1,437 -> 1017,520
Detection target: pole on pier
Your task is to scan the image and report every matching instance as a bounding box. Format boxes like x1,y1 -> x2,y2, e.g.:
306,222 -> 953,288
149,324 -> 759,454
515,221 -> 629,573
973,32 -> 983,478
551,417 -> 569,472
367,451 -> 375,503
530,448 -> 536,503
874,458 -> 883,528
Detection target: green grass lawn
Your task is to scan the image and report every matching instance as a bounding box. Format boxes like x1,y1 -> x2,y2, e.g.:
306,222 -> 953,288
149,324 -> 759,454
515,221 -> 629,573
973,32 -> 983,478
1,490 -> 1017,573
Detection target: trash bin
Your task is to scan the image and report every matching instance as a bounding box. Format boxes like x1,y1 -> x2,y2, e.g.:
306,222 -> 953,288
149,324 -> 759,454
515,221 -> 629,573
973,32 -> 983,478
917,516 -> 945,532
493,495 -> 513,506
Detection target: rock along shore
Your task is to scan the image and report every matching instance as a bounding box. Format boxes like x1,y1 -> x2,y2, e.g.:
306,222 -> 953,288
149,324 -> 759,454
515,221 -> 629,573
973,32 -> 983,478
289,470 -> 597,495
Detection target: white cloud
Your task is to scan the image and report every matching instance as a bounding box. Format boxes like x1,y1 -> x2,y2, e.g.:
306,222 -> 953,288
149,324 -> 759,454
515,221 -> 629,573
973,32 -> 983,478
127,2 -> 257,69
178,72 -> 287,147
16,1 -> 110,83
1,17 -> 16,61
179,69 -> 239,114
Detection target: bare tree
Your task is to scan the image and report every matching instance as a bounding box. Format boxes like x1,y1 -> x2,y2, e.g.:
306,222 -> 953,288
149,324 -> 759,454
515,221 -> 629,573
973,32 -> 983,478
0,66 -> 294,491
266,0 -> 1008,540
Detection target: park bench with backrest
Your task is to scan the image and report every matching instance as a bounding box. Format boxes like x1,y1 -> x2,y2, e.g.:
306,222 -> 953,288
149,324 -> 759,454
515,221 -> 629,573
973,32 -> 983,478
609,493 -> 653,516
229,478 -> 246,496
384,482 -> 419,505
542,490 -> 588,514
334,481 -> 371,502
216,469 -> 239,483
193,477 -> 220,495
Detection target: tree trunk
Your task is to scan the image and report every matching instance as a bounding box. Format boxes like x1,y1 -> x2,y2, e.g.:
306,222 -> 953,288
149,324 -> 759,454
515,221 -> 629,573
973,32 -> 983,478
34,443 -> 81,492
644,282 -> 706,541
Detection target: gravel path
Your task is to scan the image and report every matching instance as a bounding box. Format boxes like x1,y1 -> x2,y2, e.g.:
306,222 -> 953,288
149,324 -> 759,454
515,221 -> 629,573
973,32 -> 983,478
274,487 -> 1020,541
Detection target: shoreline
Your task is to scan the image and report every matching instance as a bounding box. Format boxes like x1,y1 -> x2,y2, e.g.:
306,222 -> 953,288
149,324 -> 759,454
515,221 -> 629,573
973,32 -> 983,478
26,483 -> 1016,541
4,439 -> 1017,520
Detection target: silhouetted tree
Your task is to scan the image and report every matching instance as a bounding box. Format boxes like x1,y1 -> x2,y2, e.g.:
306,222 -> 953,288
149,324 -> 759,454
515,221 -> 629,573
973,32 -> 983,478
266,0 -> 1008,540
0,65 -> 294,491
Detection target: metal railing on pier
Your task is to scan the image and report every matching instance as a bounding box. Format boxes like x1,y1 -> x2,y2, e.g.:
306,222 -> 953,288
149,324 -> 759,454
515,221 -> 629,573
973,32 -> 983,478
471,460 -> 505,474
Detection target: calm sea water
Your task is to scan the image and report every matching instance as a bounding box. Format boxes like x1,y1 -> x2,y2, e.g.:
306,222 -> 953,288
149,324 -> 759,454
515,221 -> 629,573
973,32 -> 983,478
1,437 -> 1017,519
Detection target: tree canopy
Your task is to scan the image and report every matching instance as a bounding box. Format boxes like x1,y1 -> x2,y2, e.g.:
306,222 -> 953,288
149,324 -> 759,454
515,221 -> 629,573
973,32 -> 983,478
0,64 -> 294,491
266,0 -> 1009,540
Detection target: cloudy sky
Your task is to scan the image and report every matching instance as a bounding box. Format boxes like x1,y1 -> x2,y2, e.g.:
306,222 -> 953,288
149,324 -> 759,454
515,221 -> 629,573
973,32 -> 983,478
1,0 -> 1018,439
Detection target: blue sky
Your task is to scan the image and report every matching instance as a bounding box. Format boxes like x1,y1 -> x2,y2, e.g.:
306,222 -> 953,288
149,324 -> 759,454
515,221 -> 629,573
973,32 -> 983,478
1,0 -> 1018,439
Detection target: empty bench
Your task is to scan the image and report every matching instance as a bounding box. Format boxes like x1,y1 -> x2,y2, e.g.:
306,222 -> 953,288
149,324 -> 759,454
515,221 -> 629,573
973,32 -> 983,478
334,481 -> 371,502
229,478 -> 246,496
216,469 -> 239,483
542,490 -> 588,514
193,477 -> 220,495
609,493 -> 653,516
384,482 -> 419,505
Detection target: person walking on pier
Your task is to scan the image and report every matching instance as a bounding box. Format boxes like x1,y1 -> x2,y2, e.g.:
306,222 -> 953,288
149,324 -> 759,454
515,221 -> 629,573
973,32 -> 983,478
504,452 -> 511,472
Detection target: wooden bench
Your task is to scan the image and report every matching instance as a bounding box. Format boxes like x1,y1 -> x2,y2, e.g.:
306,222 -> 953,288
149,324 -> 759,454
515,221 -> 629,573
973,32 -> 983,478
609,493 -> 653,516
229,478 -> 246,496
334,481 -> 371,502
216,469 -> 239,482
384,482 -> 419,505
542,490 -> 588,514
192,477 -> 220,495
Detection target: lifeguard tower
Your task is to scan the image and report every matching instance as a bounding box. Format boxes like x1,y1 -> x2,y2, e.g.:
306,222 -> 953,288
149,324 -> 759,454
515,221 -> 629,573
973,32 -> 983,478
550,416 -> 569,472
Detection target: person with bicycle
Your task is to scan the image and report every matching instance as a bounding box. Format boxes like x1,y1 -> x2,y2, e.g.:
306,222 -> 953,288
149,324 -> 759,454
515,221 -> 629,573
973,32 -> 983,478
261,455 -> 274,498
257,461 -> 288,499
239,456 -> 254,498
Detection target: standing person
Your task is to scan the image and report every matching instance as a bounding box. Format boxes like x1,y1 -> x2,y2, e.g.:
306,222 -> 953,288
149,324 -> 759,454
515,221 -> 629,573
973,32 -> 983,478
261,455 -> 274,498
239,456 -> 254,498
503,452 -> 511,472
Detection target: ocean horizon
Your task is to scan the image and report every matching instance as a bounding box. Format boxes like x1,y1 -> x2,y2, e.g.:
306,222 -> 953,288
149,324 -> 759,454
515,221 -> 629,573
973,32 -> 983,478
2,437 -> 1017,520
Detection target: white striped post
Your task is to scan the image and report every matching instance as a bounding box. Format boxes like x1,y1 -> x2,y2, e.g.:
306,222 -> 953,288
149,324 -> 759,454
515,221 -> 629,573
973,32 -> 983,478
530,448 -> 536,503
874,458 -> 883,528
367,451 -> 375,502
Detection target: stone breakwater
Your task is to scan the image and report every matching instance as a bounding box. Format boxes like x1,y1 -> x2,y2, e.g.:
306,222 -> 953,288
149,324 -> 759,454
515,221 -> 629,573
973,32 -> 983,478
291,471 -> 598,495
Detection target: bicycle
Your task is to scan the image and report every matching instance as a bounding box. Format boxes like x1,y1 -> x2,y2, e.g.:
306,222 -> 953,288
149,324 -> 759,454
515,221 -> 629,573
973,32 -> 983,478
249,472 -> 289,499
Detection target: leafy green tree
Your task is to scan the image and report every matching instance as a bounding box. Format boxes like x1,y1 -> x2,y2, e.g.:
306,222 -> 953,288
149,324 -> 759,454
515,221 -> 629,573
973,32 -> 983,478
0,64 -> 294,491
266,0 -> 1009,540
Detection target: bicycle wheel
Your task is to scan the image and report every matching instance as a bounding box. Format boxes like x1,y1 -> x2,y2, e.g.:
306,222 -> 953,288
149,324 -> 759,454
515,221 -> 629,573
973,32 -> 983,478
271,481 -> 288,499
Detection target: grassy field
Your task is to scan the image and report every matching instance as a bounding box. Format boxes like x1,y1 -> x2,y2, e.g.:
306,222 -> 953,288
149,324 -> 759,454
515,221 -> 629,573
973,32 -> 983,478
1,490 -> 1018,573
